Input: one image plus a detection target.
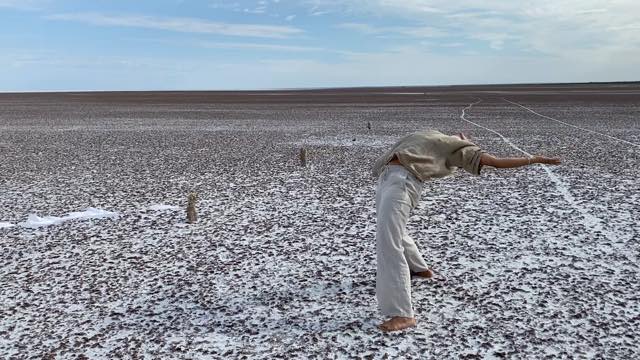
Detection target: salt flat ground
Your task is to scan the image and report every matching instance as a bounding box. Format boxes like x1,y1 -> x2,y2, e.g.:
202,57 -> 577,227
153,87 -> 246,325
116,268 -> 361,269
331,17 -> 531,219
1,85 -> 639,359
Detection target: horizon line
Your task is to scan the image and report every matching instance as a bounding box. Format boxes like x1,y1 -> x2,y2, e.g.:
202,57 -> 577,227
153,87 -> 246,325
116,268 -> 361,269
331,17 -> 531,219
1,80 -> 639,94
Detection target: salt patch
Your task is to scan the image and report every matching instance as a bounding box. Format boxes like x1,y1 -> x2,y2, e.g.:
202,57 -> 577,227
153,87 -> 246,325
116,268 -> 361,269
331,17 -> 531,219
0,222 -> 15,229
147,204 -> 180,211
18,207 -> 119,229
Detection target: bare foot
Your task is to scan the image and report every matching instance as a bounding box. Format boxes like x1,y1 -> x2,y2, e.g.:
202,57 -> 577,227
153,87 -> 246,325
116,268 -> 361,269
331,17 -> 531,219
378,317 -> 416,332
411,269 -> 433,279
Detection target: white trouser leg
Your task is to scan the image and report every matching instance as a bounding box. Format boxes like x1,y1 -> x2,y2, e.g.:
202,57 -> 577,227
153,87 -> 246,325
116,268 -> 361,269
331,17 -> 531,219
375,165 -> 424,318
403,233 -> 430,273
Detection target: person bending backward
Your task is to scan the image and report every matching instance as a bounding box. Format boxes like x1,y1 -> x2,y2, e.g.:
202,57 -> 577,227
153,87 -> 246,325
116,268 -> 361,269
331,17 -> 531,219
372,129 -> 561,332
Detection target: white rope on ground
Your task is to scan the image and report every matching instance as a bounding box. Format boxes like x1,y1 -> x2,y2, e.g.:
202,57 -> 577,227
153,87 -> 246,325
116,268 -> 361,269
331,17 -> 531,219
460,99 -> 604,234
461,99 -> 637,267
503,98 -> 640,149
461,99 -> 533,157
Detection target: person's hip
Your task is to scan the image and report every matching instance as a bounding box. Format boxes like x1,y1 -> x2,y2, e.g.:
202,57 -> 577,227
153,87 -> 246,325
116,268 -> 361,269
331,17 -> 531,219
377,164 -> 423,207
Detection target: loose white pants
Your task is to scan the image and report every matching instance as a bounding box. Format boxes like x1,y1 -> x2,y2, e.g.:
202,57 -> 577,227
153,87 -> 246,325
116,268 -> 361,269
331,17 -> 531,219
375,165 -> 430,318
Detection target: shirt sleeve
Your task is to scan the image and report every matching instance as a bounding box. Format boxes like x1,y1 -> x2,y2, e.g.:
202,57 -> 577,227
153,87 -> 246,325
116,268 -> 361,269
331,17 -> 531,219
449,145 -> 485,176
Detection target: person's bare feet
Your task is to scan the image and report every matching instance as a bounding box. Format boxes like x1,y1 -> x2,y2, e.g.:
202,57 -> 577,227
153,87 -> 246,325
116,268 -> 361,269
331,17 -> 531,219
378,317 -> 416,332
411,269 -> 433,279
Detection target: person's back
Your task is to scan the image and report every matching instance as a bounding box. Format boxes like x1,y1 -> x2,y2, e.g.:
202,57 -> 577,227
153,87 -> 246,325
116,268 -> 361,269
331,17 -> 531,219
373,129 -> 485,181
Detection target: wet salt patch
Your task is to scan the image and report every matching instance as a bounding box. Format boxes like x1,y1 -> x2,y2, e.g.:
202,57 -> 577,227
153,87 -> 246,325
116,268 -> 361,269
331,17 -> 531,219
0,222 -> 15,228
18,207 -> 119,228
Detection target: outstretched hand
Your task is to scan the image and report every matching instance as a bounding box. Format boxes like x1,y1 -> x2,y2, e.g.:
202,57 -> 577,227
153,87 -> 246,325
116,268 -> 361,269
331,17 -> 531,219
533,155 -> 561,165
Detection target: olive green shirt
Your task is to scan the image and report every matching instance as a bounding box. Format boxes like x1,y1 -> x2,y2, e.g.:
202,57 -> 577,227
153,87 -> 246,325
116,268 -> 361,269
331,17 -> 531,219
372,130 -> 485,181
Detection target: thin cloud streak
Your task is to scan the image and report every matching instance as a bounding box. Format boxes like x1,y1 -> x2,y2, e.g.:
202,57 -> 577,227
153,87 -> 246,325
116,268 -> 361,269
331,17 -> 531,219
576,8 -> 608,14
197,41 -> 325,52
45,12 -> 304,39
0,0 -> 44,10
336,23 -> 447,38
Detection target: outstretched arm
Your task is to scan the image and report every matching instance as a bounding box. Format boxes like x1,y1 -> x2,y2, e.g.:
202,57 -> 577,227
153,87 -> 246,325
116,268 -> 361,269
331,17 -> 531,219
480,153 -> 561,169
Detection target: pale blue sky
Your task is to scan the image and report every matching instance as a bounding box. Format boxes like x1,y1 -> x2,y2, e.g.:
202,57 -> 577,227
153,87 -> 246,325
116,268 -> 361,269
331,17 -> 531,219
1,0 -> 639,91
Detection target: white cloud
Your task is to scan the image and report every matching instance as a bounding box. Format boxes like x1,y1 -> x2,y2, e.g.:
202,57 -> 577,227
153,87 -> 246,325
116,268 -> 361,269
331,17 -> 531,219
197,41 -> 325,52
285,14 -> 296,21
396,26 -> 447,38
314,1 -> 640,56
441,42 -> 464,48
336,23 -> 447,38
608,23 -> 640,31
377,0 -> 443,13
45,12 -> 304,38
244,7 -> 266,14
209,2 -> 241,11
469,32 -> 517,50
336,23 -> 378,34
0,0 -> 45,10
576,8 -> 608,15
